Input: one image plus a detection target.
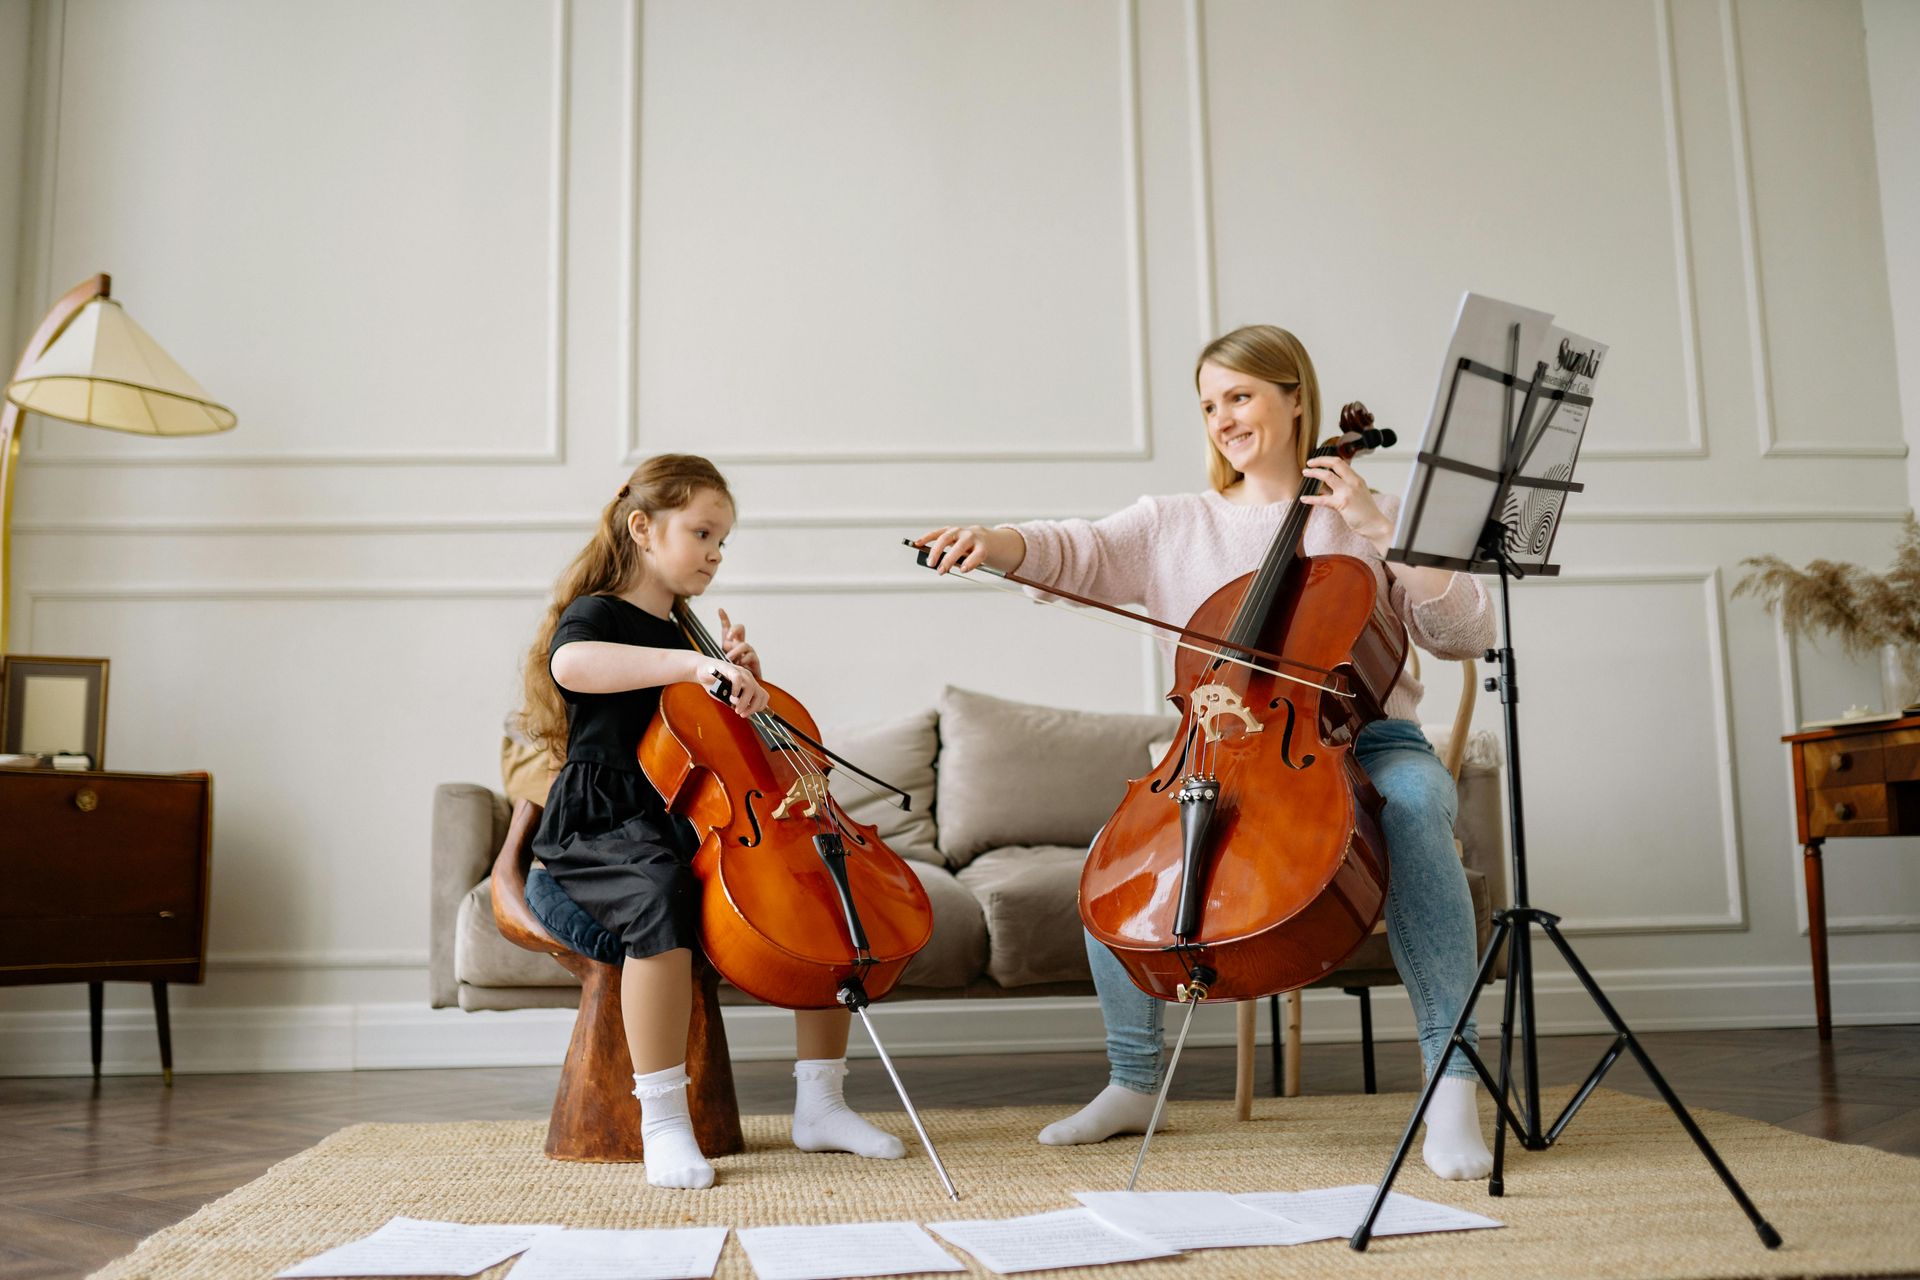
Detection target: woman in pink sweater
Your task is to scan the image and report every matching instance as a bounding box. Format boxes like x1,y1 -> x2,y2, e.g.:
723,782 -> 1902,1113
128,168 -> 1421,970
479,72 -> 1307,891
915,325 -> 1496,1181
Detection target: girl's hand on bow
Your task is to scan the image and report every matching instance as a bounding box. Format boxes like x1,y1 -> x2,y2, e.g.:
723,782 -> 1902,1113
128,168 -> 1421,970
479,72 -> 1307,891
698,658 -> 768,718
1299,455 -> 1394,553
715,608 -> 761,679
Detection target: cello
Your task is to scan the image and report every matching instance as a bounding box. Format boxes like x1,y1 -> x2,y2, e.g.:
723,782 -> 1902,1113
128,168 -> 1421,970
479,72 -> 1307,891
638,601 -> 959,1197
1081,406 -> 1409,1007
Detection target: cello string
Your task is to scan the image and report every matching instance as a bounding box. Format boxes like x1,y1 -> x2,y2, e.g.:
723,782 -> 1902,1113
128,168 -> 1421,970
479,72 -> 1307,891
683,609 -> 871,914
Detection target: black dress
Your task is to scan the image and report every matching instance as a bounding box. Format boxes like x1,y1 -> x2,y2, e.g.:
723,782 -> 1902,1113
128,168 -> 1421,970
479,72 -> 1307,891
530,594 -> 700,960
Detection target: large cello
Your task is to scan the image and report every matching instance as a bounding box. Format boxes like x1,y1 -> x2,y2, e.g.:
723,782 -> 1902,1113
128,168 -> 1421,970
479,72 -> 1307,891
637,602 -> 959,1197
1080,407 -> 1408,1007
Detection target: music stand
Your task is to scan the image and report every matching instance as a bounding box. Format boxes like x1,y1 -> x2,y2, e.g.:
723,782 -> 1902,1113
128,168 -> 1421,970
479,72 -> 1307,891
1348,313 -> 1780,1252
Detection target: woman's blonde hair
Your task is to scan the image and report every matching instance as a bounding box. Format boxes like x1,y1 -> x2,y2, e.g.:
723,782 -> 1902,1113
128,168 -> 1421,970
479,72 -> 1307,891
519,453 -> 732,763
1195,325 -> 1321,493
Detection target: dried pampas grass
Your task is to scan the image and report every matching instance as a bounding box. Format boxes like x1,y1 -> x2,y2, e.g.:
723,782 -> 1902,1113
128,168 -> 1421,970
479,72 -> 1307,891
1733,516 -> 1920,655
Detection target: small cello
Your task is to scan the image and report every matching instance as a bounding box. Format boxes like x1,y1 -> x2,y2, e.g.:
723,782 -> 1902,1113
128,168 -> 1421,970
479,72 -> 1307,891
638,601 -> 958,1197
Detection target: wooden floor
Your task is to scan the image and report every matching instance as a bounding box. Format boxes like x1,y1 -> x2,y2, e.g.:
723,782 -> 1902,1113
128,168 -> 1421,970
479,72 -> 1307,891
1,1025 -> 1914,1279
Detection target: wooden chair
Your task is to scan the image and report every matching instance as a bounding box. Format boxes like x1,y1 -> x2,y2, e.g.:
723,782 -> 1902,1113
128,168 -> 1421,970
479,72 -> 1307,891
1232,654 -> 1480,1117
489,799 -> 744,1161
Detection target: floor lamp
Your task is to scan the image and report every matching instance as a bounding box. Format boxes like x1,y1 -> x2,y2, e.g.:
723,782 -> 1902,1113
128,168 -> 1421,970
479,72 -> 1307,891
0,273 -> 235,653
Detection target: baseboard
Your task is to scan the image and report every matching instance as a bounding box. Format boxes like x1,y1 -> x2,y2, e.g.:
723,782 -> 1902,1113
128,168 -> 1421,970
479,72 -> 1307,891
3,962 -> 1914,1077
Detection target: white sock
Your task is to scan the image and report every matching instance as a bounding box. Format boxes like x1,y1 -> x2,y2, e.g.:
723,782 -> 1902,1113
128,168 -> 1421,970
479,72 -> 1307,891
1422,1075 -> 1493,1180
1037,1083 -> 1159,1146
633,1064 -> 714,1189
791,1058 -> 906,1159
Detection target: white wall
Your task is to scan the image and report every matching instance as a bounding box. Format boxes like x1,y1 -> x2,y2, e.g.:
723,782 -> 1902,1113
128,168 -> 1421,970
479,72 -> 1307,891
3,0 -> 1915,1076
1865,0 -> 1920,502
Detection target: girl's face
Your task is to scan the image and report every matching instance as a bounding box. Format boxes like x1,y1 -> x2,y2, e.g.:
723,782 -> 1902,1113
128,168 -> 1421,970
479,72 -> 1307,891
1197,360 -> 1301,477
630,486 -> 733,597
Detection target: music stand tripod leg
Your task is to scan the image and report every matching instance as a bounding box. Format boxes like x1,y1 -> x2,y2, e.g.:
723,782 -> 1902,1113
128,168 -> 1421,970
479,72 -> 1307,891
1350,915 -> 1515,1251
1539,919 -> 1782,1248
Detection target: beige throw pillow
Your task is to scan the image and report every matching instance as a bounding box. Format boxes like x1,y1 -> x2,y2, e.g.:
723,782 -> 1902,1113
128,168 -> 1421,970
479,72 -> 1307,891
823,708 -> 943,866
936,685 -> 1177,867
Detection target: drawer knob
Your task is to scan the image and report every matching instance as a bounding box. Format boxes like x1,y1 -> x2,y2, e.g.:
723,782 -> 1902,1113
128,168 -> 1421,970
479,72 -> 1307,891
74,788 -> 98,813
1835,752 -> 1853,771
1835,802 -> 1856,821
158,910 -> 175,919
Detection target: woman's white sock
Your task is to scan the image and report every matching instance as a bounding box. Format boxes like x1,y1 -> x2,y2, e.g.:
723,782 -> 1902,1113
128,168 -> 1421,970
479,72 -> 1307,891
1037,1083 -> 1159,1146
633,1064 -> 715,1189
791,1058 -> 906,1159
1422,1074 -> 1494,1180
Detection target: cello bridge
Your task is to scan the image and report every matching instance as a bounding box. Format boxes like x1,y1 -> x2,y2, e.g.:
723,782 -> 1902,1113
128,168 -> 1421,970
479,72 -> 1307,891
1191,682 -> 1264,743
772,773 -> 829,820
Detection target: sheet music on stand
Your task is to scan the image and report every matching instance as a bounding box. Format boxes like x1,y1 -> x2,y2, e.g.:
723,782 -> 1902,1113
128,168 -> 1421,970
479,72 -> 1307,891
1390,292 -> 1606,575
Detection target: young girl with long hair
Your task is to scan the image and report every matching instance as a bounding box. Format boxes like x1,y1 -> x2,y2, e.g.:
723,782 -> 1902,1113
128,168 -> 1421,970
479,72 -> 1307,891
914,326 -> 1498,1181
522,453 -> 905,1190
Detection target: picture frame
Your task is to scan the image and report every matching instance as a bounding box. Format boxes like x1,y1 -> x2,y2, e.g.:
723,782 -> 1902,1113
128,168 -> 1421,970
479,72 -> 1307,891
0,655 -> 110,768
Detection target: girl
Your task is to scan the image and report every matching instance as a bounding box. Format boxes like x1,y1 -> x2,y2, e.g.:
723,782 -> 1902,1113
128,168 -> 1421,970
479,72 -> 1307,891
522,453 -> 905,1190
915,326 -> 1497,1181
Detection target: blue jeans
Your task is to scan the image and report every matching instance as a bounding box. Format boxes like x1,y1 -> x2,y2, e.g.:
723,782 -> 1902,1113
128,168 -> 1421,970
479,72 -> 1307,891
1092,717 -> 1481,1091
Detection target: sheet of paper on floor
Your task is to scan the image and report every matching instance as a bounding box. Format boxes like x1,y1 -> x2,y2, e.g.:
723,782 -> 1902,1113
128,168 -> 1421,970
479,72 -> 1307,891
275,1217 -> 562,1277
504,1227 -> 730,1280
926,1207 -> 1179,1274
1232,1187 -> 1504,1239
733,1222 -> 964,1280
1073,1191 -> 1325,1250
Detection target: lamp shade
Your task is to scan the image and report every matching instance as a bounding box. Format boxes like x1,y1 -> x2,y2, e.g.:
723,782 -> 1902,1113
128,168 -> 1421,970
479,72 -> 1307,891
5,297 -> 235,435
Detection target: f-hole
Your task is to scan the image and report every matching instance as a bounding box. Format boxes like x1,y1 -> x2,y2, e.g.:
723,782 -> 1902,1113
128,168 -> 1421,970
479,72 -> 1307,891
737,789 -> 766,846
1265,697 -> 1316,770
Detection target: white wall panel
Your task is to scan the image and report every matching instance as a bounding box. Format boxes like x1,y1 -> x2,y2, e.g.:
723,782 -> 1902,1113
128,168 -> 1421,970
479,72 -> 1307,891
1203,0 -> 1698,458
1499,571 -> 1744,932
628,0 -> 1148,462
1732,0 -> 1905,457
27,0 -> 566,465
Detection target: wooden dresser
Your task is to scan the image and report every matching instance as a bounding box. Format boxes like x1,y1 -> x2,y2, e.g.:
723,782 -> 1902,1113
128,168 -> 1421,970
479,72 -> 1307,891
1781,714 -> 1920,1039
0,768 -> 212,1082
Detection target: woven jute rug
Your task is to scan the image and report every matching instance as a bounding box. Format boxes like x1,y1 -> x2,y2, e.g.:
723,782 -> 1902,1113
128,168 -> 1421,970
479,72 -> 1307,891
90,1088 -> 1920,1280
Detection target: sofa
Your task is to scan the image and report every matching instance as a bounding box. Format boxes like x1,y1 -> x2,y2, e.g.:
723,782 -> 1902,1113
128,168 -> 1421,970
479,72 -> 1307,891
433,685 -> 1506,1024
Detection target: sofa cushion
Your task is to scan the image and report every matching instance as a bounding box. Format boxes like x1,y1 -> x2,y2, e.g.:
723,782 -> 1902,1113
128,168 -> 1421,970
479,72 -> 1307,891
954,845 -> 1093,988
455,878 -> 578,988
937,686 -> 1176,867
895,861 -> 989,989
825,708 -> 943,866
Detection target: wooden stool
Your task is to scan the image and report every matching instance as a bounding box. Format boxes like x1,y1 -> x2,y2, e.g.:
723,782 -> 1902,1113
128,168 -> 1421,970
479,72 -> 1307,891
490,799 -> 744,1162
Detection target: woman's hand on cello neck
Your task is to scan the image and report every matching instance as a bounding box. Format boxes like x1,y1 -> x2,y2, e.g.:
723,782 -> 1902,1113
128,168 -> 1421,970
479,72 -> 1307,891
912,524 -> 1027,575
1299,453 -> 1395,555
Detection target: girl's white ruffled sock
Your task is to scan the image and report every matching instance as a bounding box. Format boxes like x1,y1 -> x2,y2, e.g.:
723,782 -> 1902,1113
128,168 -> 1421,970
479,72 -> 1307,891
633,1063 -> 714,1189
790,1057 -> 906,1158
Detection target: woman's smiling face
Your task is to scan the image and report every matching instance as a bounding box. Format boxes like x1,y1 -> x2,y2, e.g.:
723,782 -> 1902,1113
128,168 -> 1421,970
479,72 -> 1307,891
1197,360 -> 1301,477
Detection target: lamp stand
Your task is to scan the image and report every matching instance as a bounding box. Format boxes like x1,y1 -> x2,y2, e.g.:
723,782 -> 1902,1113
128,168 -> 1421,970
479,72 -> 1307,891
1,273 -> 110,654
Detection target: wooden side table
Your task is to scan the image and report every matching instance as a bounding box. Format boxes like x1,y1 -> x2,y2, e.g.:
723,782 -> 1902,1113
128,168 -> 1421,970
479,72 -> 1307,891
1782,714 -> 1920,1039
0,768 -> 212,1082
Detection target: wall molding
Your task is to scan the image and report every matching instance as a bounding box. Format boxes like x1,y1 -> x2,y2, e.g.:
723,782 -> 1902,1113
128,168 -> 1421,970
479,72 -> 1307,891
1513,567 -> 1748,935
618,0 -> 1156,466
13,506 -> 1913,539
22,0 -> 572,469
4,960 -> 1912,1077
1720,0 -> 1907,461
1582,0 -> 1708,461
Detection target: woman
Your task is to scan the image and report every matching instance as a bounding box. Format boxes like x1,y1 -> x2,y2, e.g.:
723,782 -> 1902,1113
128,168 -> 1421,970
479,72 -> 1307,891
914,325 -> 1496,1180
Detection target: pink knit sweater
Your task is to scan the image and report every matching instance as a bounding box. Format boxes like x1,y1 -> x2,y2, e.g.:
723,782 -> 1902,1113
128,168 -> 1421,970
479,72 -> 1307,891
1009,489 -> 1494,724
